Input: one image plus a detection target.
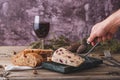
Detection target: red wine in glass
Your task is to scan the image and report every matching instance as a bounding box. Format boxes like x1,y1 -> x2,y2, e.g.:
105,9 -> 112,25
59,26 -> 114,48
33,16 -> 50,49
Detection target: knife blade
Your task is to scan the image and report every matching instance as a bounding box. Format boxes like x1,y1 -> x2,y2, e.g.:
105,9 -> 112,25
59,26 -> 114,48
84,42 -> 100,57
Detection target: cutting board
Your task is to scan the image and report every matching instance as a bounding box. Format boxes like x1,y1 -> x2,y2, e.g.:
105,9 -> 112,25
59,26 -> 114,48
42,57 -> 103,73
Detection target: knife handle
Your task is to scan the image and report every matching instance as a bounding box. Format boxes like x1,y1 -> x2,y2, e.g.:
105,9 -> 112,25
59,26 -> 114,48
84,42 -> 100,57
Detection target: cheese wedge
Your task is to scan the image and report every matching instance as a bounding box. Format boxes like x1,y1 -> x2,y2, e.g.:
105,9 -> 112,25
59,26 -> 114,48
52,48 -> 85,67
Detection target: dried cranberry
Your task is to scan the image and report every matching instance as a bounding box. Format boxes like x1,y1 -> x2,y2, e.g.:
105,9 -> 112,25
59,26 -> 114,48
68,56 -> 71,58
56,50 -> 58,53
70,60 -> 74,63
58,53 -> 61,55
59,49 -> 62,51
59,59 -> 63,63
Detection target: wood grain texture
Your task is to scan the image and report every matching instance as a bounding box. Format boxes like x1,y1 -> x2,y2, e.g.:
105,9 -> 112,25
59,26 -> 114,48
0,46 -> 120,79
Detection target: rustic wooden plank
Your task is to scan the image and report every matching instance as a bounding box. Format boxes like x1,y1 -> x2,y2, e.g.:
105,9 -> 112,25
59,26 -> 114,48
0,56 -> 120,74
7,76 -> 120,80
3,70 -> 120,80
0,57 -> 11,66
0,46 -> 28,55
7,70 -> 120,77
0,46 -> 120,79
3,69 -> 120,79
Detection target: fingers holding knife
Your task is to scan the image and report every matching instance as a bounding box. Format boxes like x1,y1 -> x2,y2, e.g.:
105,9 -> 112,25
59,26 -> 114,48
87,33 -> 113,46
87,36 -> 100,46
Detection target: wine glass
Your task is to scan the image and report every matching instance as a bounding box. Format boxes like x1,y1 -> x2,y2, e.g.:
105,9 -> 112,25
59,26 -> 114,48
33,16 -> 50,49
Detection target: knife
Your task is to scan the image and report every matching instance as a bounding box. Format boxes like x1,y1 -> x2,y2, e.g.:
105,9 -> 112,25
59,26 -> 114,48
84,42 -> 100,57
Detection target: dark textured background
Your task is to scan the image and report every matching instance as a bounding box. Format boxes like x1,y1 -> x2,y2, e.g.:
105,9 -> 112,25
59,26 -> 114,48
0,0 -> 120,46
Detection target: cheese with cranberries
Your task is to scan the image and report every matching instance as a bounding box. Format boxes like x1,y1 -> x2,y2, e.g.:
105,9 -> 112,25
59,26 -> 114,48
52,48 -> 85,67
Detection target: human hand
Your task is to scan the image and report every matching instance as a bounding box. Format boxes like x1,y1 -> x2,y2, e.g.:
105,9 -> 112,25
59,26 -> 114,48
87,9 -> 120,46
87,21 -> 117,46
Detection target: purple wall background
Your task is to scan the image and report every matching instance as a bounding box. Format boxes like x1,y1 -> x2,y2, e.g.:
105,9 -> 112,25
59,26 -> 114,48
0,0 -> 120,46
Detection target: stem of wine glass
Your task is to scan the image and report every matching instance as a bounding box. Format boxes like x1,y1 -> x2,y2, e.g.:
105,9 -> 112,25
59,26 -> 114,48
41,38 -> 44,49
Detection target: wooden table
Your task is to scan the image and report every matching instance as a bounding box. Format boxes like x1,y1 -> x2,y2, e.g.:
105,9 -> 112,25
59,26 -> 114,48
0,46 -> 120,80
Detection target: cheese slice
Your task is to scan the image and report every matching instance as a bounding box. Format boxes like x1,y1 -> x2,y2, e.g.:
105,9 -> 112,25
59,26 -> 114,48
52,48 -> 85,67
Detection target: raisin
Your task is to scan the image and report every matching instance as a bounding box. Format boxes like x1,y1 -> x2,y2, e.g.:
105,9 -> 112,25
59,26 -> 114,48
24,54 -> 27,58
13,51 -> 17,55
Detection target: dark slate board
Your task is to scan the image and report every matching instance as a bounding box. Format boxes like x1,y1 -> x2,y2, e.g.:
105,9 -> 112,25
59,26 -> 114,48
42,57 -> 103,73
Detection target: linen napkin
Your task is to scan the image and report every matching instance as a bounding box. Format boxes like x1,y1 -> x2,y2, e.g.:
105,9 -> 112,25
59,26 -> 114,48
5,65 -> 42,71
